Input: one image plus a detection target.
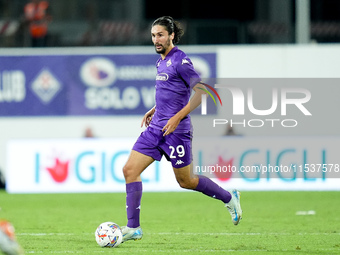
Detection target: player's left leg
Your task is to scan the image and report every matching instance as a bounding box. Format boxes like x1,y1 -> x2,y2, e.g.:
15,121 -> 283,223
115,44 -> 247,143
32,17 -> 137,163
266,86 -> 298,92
173,163 -> 230,201
173,164 -> 242,225
164,132 -> 242,225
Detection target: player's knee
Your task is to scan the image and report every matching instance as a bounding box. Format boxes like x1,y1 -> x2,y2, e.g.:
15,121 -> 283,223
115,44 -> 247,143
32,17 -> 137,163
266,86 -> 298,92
123,163 -> 134,180
177,178 -> 196,190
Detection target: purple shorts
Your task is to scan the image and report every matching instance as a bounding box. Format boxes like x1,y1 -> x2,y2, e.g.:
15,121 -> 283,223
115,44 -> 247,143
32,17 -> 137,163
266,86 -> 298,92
132,127 -> 193,168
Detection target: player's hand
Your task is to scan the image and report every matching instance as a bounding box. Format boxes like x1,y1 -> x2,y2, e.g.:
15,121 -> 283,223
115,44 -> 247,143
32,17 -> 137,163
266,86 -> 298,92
141,108 -> 155,127
162,115 -> 181,136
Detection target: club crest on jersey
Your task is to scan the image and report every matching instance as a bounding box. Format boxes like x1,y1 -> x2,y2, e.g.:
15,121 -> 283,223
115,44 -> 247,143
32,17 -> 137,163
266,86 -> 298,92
156,72 -> 169,81
166,59 -> 172,67
182,58 -> 190,65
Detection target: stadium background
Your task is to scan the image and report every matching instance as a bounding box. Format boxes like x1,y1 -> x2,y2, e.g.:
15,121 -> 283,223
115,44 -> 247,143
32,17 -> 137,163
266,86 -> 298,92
1,1 -> 340,254
1,0 -> 340,192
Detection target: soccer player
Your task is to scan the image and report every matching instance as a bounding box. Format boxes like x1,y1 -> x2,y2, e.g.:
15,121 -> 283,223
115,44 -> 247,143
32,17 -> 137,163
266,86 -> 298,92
121,16 -> 242,242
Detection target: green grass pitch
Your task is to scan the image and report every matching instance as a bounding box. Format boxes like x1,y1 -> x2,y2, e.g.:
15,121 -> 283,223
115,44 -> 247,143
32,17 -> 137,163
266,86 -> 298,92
1,190 -> 339,254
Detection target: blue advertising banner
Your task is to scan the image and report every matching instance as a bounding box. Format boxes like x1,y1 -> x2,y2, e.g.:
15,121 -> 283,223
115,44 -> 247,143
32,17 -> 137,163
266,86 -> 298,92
0,52 -> 216,116
0,56 -> 68,116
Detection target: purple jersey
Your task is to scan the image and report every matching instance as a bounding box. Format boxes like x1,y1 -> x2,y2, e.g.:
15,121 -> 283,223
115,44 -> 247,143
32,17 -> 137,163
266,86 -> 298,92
149,47 -> 200,133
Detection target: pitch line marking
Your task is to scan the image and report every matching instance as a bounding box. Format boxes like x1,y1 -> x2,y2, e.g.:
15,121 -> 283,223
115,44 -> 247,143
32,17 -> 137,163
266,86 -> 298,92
17,232 -> 340,236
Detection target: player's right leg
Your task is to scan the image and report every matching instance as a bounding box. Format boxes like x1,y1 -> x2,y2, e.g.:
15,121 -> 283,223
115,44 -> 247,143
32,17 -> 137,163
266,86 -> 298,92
122,150 -> 154,242
123,150 -> 154,184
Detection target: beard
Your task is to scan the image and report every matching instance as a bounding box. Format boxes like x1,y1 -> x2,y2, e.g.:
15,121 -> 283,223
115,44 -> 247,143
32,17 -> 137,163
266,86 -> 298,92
154,37 -> 171,54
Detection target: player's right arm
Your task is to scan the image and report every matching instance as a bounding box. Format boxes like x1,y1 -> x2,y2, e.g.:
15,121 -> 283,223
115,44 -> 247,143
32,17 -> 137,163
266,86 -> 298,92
141,105 -> 156,127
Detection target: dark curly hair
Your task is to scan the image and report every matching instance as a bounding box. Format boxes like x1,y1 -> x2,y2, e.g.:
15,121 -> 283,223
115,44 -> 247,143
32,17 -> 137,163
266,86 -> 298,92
152,16 -> 184,44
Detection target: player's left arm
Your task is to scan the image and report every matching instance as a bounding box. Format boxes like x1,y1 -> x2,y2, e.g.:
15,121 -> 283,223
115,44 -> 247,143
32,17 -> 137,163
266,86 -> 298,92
162,82 -> 207,136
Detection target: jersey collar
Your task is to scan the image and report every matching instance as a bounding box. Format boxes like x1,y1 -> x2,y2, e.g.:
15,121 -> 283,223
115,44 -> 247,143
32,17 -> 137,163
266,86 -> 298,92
163,46 -> 177,60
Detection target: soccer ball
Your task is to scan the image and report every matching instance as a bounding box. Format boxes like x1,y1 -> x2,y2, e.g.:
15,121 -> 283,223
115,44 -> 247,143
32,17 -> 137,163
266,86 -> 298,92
95,222 -> 123,248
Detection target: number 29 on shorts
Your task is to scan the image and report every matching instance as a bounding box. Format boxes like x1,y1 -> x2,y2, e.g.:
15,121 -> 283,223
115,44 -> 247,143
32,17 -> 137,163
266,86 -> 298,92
169,145 -> 185,158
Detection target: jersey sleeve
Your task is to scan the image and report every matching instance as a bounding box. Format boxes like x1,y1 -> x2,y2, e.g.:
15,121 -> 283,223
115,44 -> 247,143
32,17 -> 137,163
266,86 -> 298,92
176,57 -> 201,89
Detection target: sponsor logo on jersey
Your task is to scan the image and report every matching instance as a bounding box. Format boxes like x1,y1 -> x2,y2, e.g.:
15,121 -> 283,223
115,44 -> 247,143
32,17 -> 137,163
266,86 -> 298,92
156,73 -> 169,81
